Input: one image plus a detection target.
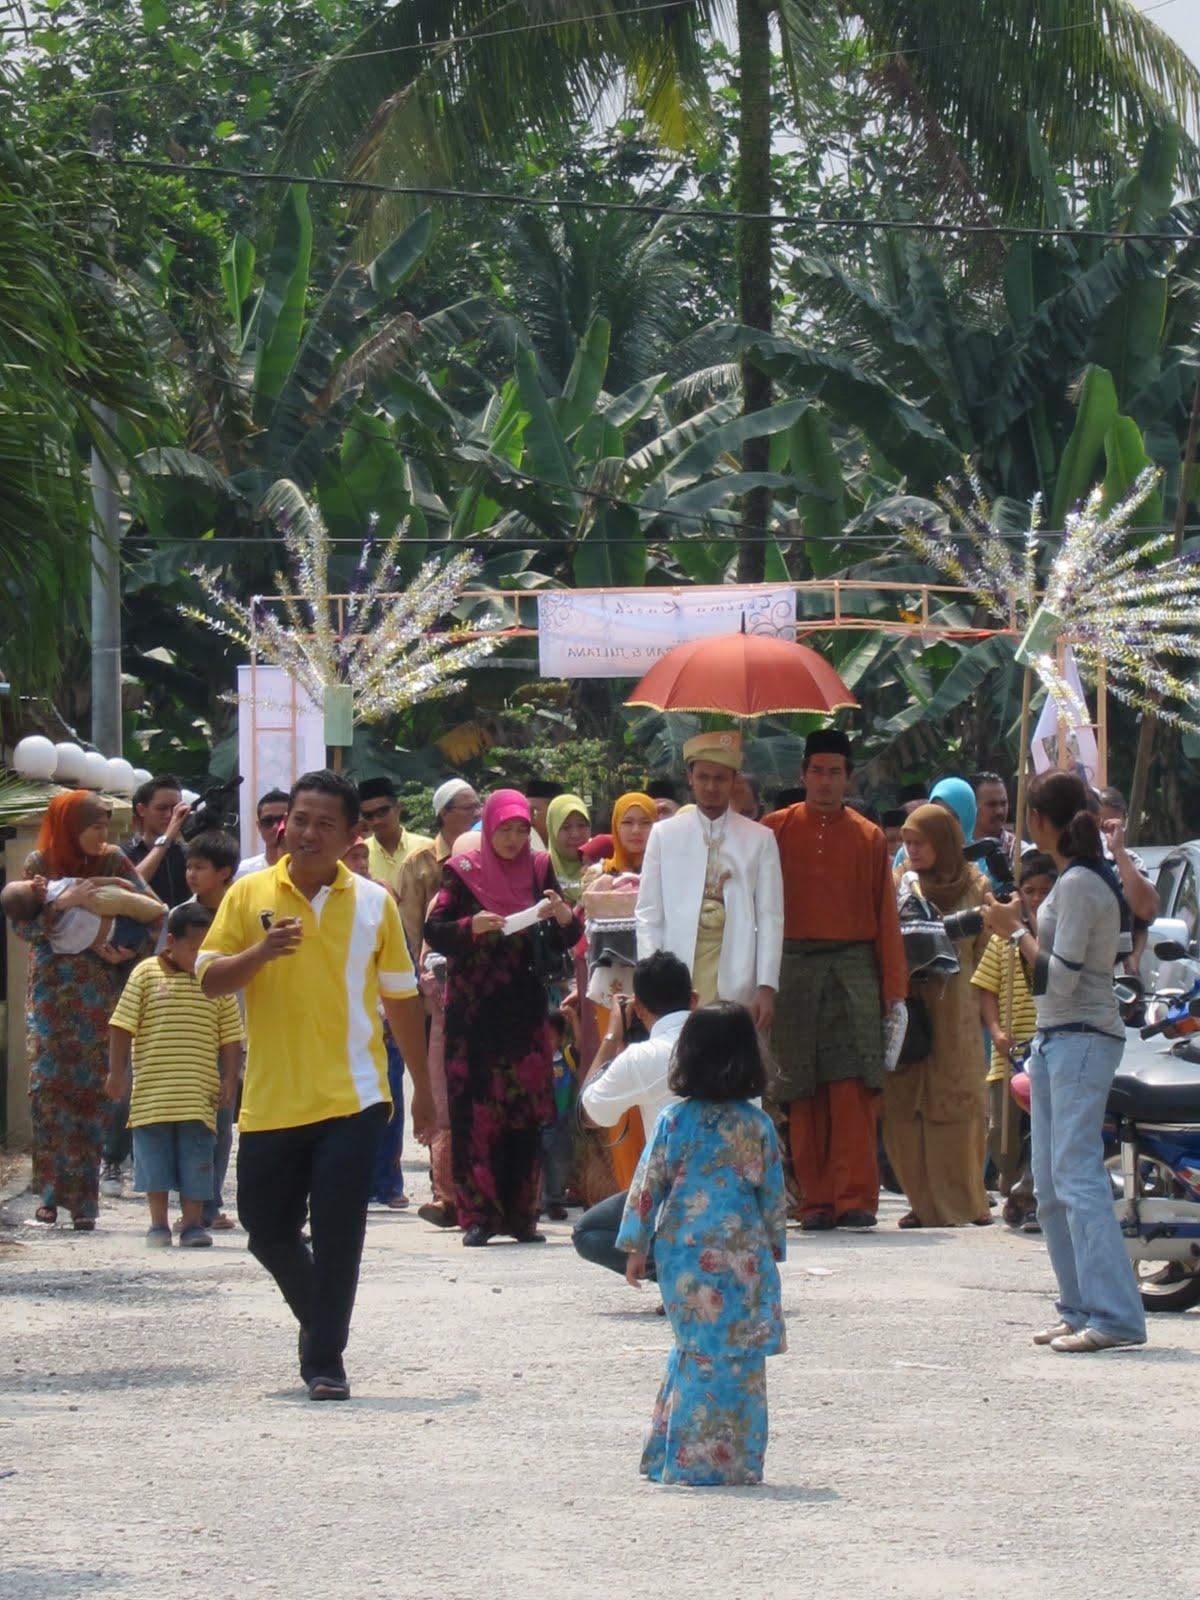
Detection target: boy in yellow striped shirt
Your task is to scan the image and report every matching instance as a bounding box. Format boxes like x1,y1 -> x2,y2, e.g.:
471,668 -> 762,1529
107,903 -> 243,1248
971,853 -> 1056,1229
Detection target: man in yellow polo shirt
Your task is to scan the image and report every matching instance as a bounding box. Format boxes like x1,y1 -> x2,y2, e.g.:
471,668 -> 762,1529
199,770 -> 432,1402
358,776 -> 431,895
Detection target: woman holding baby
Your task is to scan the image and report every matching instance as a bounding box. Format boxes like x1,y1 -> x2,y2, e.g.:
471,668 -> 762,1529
4,791 -> 158,1228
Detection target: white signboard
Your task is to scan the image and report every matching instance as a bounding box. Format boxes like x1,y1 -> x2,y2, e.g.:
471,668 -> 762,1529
1031,647 -> 1100,782
537,588 -> 797,679
236,665 -> 326,858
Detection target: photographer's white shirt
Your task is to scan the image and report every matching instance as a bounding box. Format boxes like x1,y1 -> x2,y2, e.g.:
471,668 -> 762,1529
581,1011 -> 688,1135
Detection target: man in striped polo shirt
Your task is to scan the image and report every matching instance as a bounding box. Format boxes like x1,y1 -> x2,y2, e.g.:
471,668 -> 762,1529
199,770 -> 432,1401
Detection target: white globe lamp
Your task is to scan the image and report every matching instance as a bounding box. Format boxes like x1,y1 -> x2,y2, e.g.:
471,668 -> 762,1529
81,751 -> 110,790
53,742 -> 87,783
181,788 -> 199,805
105,758 -> 136,795
133,768 -> 152,787
13,735 -> 58,781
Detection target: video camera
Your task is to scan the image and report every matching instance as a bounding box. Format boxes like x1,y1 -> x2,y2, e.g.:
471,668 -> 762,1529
936,839 -> 1016,943
964,836 -> 1015,901
179,775 -> 243,842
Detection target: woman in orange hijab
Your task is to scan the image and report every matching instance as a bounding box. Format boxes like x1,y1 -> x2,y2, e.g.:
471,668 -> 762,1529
9,790 -> 151,1229
883,804 -> 992,1229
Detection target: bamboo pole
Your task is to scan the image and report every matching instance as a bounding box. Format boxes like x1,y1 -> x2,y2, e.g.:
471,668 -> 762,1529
1000,664 -> 1035,1177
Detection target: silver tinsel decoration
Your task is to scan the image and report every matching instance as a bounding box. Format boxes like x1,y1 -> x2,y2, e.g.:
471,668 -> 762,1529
906,467 -> 1200,730
182,484 -> 501,724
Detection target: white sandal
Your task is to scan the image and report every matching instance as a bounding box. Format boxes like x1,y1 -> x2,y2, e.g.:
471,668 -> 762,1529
1050,1328 -> 1145,1353
1032,1320 -> 1076,1345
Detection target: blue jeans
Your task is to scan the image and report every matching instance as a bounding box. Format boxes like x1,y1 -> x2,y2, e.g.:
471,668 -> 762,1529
540,1117 -> 572,1207
203,1102 -> 235,1225
370,1034 -> 406,1204
1029,1030 -> 1146,1342
572,1190 -> 656,1281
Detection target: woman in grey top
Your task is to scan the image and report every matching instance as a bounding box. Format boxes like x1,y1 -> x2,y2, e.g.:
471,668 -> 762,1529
986,772 -> 1146,1353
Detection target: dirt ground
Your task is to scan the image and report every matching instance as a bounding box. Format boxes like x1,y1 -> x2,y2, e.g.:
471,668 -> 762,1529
3,1143 -> 1199,1600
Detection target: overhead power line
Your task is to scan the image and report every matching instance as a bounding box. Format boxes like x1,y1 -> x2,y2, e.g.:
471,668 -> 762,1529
33,0 -> 702,101
94,153 -> 1200,244
12,0 -> 1187,103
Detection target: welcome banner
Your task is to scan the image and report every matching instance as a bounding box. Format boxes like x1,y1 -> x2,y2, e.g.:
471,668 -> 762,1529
537,588 -> 797,679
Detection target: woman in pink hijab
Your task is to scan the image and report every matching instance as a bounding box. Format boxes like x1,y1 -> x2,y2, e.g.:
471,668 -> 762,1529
424,790 -> 583,1247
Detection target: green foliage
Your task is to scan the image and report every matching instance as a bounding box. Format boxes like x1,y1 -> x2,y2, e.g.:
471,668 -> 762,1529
0,119 -> 159,694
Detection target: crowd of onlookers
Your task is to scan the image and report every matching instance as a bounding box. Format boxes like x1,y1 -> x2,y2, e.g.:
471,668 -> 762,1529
3,746 -> 1160,1462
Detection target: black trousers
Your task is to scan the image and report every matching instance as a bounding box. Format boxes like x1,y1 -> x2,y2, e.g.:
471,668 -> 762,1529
237,1103 -> 387,1383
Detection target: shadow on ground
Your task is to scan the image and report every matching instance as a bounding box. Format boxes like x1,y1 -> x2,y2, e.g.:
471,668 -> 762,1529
1,1566 -> 125,1599
0,1268 -> 215,1306
7,1363 -> 214,1394
263,1386 -> 484,1411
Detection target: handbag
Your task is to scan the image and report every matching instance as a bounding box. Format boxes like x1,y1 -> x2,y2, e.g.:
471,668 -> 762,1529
528,917 -> 573,986
897,989 -> 934,1065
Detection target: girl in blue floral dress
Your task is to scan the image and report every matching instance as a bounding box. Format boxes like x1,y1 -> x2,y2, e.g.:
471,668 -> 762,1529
617,1003 -> 787,1486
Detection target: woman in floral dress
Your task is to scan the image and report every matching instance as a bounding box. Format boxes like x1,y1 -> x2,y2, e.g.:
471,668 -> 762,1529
424,790 -> 583,1247
12,791 -> 154,1228
617,1003 -> 787,1486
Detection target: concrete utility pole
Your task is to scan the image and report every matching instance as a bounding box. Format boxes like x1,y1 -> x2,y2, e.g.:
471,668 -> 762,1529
89,103 -> 123,757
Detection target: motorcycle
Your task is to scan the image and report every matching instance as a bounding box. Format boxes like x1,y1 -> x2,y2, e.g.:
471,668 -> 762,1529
1107,933 -> 1200,1312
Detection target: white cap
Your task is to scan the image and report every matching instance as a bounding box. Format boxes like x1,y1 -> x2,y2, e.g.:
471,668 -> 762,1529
433,778 -> 473,819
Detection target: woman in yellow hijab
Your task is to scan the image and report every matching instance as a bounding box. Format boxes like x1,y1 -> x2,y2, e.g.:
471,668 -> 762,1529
578,790 -> 657,1189
601,791 -> 656,876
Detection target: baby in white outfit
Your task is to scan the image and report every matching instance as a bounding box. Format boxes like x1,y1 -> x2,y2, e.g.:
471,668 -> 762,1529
1,875 -> 163,957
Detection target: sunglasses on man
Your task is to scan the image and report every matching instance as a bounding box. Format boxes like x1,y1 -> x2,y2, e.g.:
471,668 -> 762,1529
360,802 -> 395,824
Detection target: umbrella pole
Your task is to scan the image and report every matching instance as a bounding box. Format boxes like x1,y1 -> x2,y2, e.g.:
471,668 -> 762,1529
1000,664 -> 1033,1186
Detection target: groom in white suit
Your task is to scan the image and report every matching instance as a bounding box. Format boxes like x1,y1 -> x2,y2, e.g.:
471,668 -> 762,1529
635,730 -> 784,1032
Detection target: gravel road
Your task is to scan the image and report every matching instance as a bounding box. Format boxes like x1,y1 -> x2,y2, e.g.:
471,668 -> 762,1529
3,1149 -> 1198,1600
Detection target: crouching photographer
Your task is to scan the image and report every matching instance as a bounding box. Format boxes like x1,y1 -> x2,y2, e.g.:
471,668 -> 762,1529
982,771 -> 1146,1353
571,952 -> 696,1283
883,804 -> 993,1230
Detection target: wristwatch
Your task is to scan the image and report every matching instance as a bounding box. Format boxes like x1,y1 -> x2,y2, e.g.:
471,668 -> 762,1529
153,834 -> 171,848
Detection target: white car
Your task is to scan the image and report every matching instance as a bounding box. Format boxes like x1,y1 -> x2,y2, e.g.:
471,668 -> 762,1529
1139,842 -> 1200,995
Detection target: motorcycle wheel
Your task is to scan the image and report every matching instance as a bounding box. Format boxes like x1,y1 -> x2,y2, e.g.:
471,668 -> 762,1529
1136,1260 -> 1200,1314
1106,1154 -> 1200,1310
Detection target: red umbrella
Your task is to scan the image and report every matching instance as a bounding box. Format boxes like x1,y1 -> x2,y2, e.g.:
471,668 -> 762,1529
625,631 -> 856,718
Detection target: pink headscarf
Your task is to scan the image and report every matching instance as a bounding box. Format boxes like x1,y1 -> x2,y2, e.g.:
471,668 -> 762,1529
444,789 -> 550,915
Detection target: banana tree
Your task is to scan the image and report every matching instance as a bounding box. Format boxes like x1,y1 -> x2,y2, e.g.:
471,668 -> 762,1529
130,190 -> 495,548
276,0 -> 1200,583
429,314 -> 821,593
705,127 -> 1200,541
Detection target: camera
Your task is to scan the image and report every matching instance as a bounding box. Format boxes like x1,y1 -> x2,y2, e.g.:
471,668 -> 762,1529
941,906 -> 985,942
963,837 -> 1015,902
616,993 -> 649,1044
180,775 -> 243,842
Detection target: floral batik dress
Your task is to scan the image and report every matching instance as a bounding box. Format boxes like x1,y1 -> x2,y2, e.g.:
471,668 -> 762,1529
424,867 -> 583,1237
15,848 -> 151,1222
616,1098 -> 787,1486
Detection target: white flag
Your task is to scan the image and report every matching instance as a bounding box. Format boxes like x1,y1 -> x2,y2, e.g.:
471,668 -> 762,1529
1031,646 -> 1099,782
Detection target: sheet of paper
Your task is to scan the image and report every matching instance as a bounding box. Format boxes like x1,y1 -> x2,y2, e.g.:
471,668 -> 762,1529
502,903 -> 545,936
